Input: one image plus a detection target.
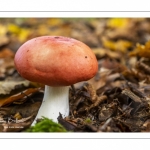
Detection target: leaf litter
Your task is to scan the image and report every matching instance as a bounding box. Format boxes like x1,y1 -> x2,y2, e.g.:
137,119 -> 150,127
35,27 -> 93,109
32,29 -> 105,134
1,18 -> 150,132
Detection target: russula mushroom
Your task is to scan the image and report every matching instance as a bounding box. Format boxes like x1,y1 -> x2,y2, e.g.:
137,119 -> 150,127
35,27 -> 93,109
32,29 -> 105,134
14,36 -> 98,125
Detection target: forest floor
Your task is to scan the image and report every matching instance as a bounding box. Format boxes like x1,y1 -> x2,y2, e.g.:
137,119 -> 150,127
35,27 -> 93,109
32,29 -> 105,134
1,18 -> 150,132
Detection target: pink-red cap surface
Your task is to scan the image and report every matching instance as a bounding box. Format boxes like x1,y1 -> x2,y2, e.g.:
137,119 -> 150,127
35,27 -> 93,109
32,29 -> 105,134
14,36 -> 98,86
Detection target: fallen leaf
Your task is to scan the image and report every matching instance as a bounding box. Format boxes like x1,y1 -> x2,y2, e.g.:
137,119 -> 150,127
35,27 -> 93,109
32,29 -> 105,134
92,48 -> 121,59
0,24 -> 7,36
129,41 -> 150,58
0,36 -> 9,47
0,88 -> 40,107
1,115 -> 32,132
107,18 -> 130,29
0,80 -> 30,95
102,38 -> 132,53
0,48 -> 14,58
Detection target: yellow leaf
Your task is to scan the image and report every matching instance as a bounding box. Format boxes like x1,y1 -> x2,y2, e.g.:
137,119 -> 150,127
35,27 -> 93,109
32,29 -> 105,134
103,39 -> 132,53
7,24 -> 30,42
47,18 -> 62,26
107,18 -> 129,29
7,24 -> 21,34
19,28 -> 30,42
37,24 -> 50,35
0,24 -> 7,36
130,41 -> 150,58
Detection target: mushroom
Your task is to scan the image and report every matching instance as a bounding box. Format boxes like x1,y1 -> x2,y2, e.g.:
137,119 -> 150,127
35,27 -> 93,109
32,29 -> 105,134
14,36 -> 98,125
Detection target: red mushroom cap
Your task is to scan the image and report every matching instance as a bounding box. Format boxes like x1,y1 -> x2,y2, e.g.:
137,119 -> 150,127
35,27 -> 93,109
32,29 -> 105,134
14,36 -> 98,86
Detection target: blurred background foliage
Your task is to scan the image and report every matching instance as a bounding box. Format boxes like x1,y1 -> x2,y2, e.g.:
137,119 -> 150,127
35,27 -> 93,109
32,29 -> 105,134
1,18 -> 150,54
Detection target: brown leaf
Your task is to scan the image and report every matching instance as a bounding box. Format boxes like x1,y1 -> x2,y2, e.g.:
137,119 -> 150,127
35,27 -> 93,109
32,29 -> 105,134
143,119 -> 150,132
0,88 -> 40,107
0,36 -> 9,47
0,80 -> 30,95
0,48 -> 14,58
58,114 -> 77,131
0,115 -> 32,132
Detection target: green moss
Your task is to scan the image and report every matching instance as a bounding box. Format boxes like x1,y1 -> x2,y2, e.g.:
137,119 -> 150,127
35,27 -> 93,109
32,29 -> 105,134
84,118 -> 92,124
26,117 -> 67,132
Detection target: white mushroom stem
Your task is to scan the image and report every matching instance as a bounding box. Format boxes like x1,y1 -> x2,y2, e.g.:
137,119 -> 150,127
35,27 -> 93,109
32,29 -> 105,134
31,85 -> 70,126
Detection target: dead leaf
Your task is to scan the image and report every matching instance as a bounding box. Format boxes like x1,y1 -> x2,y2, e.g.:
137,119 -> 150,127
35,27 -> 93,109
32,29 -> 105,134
0,48 -> 14,58
0,36 -> 9,47
0,80 -> 30,95
107,18 -> 130,29
0,88 -> 40,107
1,115 -> 32,132
0,24 -> 7,36
92,48 -> 121,59
102,38 -> 132,53
129,41 -> 150,58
